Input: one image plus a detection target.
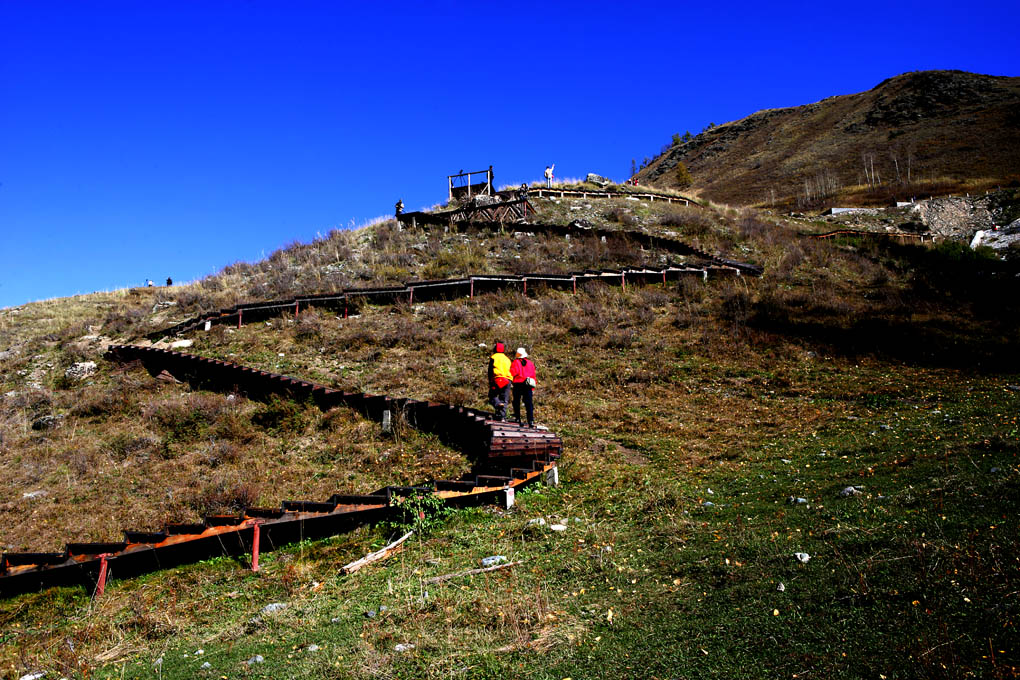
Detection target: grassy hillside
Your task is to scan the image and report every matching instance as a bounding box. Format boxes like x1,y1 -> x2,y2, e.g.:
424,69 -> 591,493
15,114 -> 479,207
1,196 -> 1019,679
637,70 -> 1020,210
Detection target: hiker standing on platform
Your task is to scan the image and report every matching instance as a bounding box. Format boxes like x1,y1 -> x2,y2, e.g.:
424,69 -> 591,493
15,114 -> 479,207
488,341 -> 512,422
544,164 -> 555,188
510,347 -> 537,428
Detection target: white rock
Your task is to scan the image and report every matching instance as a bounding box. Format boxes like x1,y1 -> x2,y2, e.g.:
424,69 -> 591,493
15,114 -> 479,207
19,672 -> 46,680
394,643 -> 416,653
527,518 -> 546,526
169,339 -> 193,349
794,553 -> 811,563
200,662 -> 211,669
777,582 -> 786,592
64,361 -> 97,380
261,602 -> 287,614
246,655 -> 265,664
549,524 -> 568,532
481,555 -> 507,567
22,490 -> 47,500
306,644 -> 320,652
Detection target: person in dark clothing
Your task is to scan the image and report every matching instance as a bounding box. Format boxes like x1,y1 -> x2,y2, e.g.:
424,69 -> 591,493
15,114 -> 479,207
487,341 -> 512,421
510,346 -> 537,428
166,277 -> 173,286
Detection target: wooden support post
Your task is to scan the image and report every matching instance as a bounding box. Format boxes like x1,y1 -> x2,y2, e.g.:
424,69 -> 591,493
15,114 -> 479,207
238,309 -> 243,329
572,277 -> 577,294
251,520 -> 263,572
470,279 -> 474,298
409,287 -> 414,304
662,271 -> 667,285
621,272 -> 626,290
295,301 -> 299,317
95,553 -> 110,597
523,279 -> 527,295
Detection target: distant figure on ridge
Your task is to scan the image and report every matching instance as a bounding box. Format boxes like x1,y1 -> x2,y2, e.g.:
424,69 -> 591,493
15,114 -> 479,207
146,279 -> 154,287
487,341 -> 512,422
166,277 -> 173,287
544,164 -> 555,188
395,199 -> 404,216
510,346 -> 537,428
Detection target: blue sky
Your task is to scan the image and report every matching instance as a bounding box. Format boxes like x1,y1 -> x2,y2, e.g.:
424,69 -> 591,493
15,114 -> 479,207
1,1 -> 1017,308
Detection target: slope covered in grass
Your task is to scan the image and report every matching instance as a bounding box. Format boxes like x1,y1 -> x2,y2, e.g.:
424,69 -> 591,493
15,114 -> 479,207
1,196 -> 1018,679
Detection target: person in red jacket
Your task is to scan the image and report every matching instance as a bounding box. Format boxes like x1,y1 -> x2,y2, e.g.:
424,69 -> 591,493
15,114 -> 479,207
488,341 -> 513,421
510,346 -> 537,428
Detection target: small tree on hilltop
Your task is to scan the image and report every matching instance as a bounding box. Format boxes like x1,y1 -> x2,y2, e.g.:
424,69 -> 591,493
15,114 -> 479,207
674,162 -> 693,189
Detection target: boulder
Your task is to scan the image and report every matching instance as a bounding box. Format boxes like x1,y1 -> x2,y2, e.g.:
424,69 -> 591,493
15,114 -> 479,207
64,361 -> 97,381
586,173 -> 611,187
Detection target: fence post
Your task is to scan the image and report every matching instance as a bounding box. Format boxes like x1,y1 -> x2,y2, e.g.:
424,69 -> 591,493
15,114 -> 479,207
238,309 -> 243,329
409,287 -> 414,304
95,553 -> 110,597
251,520 -> 263,572
470,279 -> 474,298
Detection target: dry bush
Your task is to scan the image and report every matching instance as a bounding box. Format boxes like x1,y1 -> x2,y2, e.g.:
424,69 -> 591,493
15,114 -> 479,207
295,309 -> 326,341
145,393 -> 232,444
186,478 -> 260,517
659,206 -> 715,236
603,205 -> 637,226
102,306 -> 149,337
104,432 -> 161,462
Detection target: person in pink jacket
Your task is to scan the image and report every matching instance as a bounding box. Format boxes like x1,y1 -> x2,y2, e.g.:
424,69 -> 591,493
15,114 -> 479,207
510,347 -> 537,428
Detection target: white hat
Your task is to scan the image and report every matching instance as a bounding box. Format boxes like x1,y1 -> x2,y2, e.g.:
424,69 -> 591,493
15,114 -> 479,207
515,347 -> 528,358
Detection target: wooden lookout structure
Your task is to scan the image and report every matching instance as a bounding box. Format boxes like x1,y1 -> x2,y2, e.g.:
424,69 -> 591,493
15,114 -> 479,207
449,166 -> 494,202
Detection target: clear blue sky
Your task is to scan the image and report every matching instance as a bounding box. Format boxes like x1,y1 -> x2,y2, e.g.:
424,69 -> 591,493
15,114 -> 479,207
1,1 -> 1017,308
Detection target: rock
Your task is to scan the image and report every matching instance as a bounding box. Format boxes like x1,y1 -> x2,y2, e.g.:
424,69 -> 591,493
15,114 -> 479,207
990,467 -> 1001,474
246,655 -> 265,665
586,173 -> 611,187
364,610 -> 376,618
701,501 -> 715,508
777,582 -> 786,592
780,459 -> 792,464
794,553 -> 811,563
260,602 -> 287,614
527,518 -> 546,526
31,415 -> 62,431
64,361 -> 97,381
330,617 -> 342,623
19,672 -> 46,680
169,339 -> 193,349
481,555 -> 507,568
706,488 -> 714,495
394,643 -> 416,653
22,490 -> 47,500
880,424 -> 892,431
306,644 -> 320,652
549,524 -> 567,532
787,496 -> 808,505
200,662 -> 211,670
1007,385 -> 1020,392
839,486 -> 864,498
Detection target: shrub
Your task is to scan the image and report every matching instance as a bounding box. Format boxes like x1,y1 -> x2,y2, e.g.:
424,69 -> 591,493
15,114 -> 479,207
674,162 -> 693,189
251,396 -> 317,434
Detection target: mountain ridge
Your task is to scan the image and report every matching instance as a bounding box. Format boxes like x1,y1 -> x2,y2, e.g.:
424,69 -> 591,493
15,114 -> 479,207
638,70 -> 1020,207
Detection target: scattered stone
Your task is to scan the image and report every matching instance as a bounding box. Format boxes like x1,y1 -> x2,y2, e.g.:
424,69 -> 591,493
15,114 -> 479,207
306,644 -> 320,652
379,605 -> 388,612
786,496 -> 808,505
200,662 -> 211,670
701,501 -> 715,508
331,617 -> 342,623
64,361 -> 97,381
481,555 -> 508,568
260,602 -> 287,614
22,490 -> 47,500
777,582 -> 786,592
794,553 -> 811,563
31,415 -> 62,431
19,672 -> 46,680
990,467 -> 1001,474
1007,385 -> 1020,392
364,610 -> 377,618
527,518 -> 546,526
246,655 -> 265,665
195,649 -> 203,655
780,459 -> 792,464
394,643 -> 415,653
585,173 -> 611,186
706,488 -> 714,495
880,424 -> 892,431
549,524 -> 568,532
169,339 -> 193,349
839,486 -> 864,498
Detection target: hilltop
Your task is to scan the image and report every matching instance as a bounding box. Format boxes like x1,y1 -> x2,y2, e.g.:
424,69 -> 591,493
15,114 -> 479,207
1,191 -> 1018,679
637,70 -> 1020,208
